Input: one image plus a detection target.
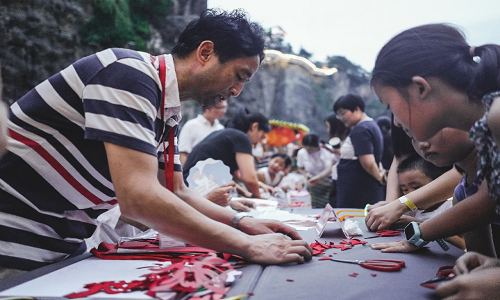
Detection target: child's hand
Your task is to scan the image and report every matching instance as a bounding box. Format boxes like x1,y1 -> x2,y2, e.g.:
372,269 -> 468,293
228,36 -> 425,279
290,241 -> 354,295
370,239 -> 421,253
454,251 -> 500,275
391,215 -> 422,229
229,199 -> 256,212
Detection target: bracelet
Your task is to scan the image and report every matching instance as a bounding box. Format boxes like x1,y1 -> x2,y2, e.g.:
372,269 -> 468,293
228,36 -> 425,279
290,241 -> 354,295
399,195 -> 417,211
230,212 -> 251,229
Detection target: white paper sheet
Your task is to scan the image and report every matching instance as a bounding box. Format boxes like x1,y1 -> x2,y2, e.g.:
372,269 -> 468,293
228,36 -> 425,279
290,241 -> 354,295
0,258 -> 172,298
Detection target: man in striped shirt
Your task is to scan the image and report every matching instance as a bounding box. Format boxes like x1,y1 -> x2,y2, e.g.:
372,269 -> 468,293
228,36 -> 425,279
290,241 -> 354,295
0,9 -> 312,279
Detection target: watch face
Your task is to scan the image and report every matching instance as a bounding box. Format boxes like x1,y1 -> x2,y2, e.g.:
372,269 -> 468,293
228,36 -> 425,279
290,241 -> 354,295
405,223 -> 416,240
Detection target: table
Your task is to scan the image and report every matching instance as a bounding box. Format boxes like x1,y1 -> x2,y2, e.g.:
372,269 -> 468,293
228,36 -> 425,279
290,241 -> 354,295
250,208 -> 464,299
0,208 -> 465,299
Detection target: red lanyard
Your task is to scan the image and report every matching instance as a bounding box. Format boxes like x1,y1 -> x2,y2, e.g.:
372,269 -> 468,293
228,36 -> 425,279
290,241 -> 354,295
158,55 -> 174,192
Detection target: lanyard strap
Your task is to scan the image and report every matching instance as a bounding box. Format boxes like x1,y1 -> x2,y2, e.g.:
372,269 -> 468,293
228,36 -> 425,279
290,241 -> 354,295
158,55 -> 174,192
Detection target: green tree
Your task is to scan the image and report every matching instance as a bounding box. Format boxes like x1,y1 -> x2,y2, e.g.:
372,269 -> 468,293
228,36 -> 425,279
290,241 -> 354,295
80,0 -> 171,50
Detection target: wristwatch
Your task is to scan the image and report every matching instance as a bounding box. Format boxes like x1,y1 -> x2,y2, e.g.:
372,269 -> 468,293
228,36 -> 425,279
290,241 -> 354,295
404,221 -> 449,251
231,212 -> 251,229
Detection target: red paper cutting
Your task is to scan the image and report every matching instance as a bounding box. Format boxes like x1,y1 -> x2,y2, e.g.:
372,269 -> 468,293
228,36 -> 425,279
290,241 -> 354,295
65,254 -> 234,298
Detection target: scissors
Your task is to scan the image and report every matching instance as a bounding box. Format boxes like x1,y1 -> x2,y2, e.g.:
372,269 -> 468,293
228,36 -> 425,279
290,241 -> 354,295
364,230 -> 401,239
421,265 -> 455,288
326,258 -> 405,272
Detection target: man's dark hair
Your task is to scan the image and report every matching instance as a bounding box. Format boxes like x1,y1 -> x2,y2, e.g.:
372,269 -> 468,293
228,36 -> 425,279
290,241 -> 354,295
333,94 -> 365,113
171,8 -> 266,63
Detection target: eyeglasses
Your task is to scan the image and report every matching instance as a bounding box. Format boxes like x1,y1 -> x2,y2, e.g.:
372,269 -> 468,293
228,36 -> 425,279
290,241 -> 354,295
214,106 -> 227,110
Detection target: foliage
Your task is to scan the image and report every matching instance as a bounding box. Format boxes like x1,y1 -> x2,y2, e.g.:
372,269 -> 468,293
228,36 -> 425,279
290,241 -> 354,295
80,0 -> 171,50
325,55 -> 361,72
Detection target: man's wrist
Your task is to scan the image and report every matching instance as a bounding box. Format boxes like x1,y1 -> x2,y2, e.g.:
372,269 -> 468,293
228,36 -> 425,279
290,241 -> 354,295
231,212 -> 252,229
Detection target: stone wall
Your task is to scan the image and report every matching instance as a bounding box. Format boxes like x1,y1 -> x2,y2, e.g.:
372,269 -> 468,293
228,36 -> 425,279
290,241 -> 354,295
0,0 -> 383,140
0,0 -> 206,104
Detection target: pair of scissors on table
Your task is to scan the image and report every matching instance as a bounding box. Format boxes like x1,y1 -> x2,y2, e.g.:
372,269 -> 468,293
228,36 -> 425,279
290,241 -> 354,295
364,230 -> 401,239
421,265 -> 455,289
326,258 -> 405,272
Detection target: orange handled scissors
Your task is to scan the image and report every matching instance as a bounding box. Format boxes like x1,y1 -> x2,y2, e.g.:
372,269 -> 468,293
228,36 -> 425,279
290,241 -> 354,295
326,258 -> 405,272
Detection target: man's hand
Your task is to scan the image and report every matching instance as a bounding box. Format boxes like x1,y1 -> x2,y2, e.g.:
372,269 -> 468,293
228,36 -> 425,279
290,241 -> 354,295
205,183 -> 235,207
453,251 -> 500,275
436,266 -> 500,300
229,199 -> 256,212
245,233 -> 313,264
370,240 -> 421,253
365,200 -> 407,231
238,217 -> 303,240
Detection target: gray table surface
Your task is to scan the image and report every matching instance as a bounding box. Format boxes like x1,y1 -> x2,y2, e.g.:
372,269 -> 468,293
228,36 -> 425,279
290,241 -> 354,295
0,208 -> 464,299
249,208 -> 464,299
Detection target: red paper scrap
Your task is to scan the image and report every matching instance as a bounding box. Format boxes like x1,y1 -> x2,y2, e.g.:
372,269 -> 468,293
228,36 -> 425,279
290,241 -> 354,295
331,244 -> 352,251
371,274 -> 377,277
349,238 -> 368,246
286,278 -> 294,282
349,273 -> 358,277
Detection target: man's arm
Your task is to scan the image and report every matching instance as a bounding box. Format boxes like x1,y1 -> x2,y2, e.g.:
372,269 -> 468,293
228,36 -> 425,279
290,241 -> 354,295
105,142 -> 312,263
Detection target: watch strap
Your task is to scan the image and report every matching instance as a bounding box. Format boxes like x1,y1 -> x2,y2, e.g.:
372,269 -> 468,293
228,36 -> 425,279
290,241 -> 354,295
436,239 -> 450,251
399,196 -> 417,211
231,212 -> 251,229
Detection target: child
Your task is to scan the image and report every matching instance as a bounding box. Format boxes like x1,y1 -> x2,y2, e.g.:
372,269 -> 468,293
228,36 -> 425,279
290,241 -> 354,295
297,133 -> 335,208
368,23 -> 500,298
394,153 -> 452,227
257,152 -> 292,188
393,153 -> 465,250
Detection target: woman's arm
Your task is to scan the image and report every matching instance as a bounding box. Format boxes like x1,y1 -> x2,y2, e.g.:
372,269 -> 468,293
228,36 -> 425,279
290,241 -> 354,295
358,153 -> 383,182
385,156 -> 402,201
235,152 -> 261,198
309,160 -> 334,183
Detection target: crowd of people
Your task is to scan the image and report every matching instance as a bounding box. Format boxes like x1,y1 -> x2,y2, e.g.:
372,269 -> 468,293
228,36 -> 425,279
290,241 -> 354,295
1,7 -> 500,300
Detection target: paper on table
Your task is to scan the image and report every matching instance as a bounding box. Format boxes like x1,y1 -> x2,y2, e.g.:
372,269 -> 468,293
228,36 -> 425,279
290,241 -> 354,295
254,210 -> 317,230
0,258 -> 172,298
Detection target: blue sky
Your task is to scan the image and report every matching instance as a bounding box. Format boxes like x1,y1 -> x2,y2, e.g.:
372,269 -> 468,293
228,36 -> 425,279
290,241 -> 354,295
208,0 -> 500,71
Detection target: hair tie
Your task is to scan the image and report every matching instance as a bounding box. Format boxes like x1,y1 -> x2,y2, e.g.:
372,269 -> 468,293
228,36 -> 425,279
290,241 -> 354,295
469,46 -> 476,57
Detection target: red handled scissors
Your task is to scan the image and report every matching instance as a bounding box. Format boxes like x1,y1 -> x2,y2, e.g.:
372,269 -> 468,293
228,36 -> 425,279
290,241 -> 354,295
364,230 -> 401,239
421,265 -> 455,289
327,258 -> 405,272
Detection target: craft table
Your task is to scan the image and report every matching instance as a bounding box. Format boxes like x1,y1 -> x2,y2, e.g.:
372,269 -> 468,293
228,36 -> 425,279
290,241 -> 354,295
0,208 -> 465,299
249,208 -> 464,299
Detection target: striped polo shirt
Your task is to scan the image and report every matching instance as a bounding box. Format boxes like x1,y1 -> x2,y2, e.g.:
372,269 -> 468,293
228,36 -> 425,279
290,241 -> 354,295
0,48 -> 182,270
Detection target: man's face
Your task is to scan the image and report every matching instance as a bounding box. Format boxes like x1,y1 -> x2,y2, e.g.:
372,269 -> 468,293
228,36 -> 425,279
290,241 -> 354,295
191,54 -> 260,109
